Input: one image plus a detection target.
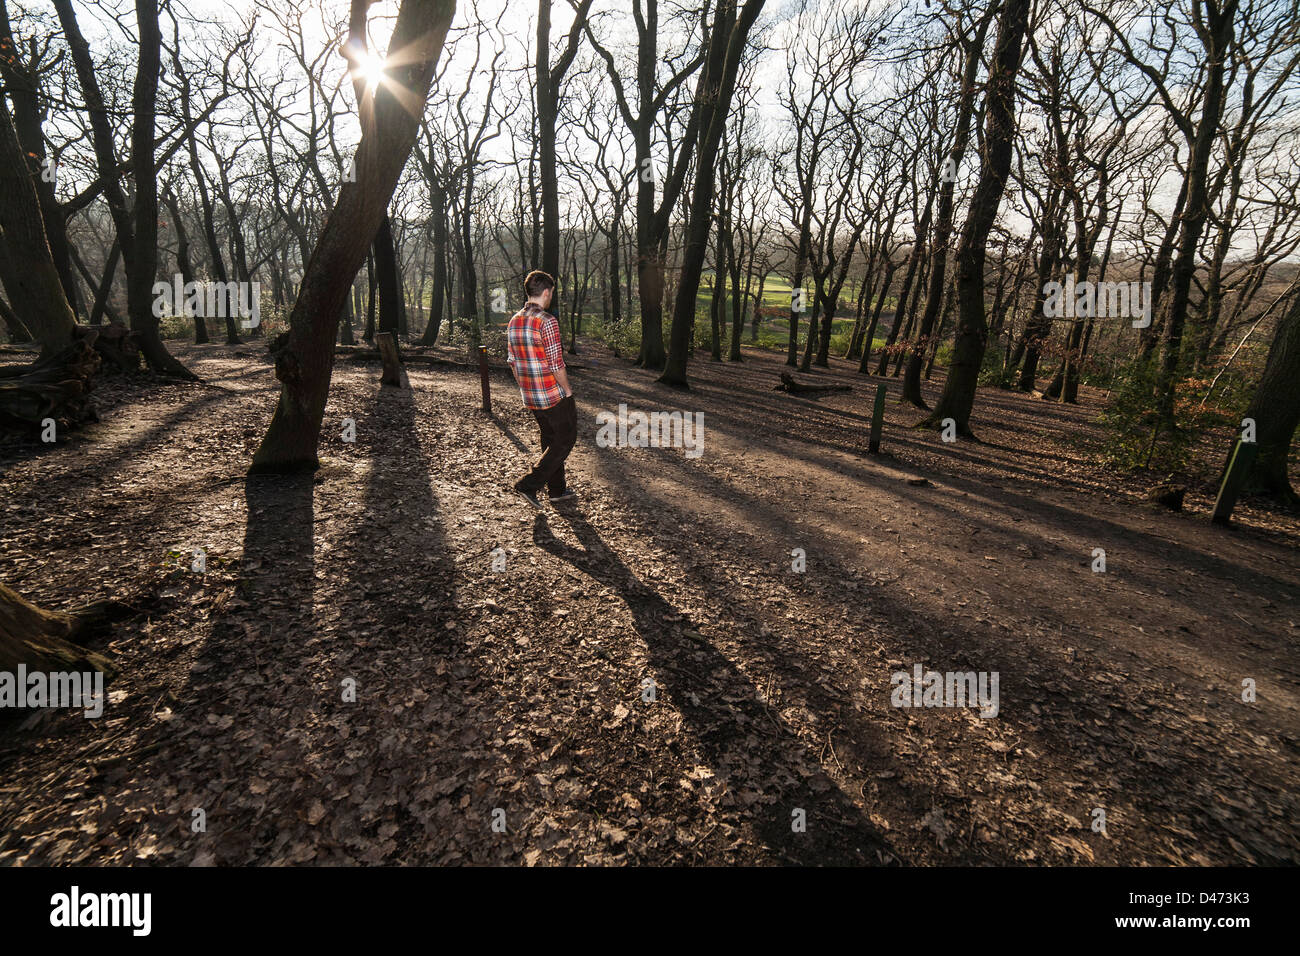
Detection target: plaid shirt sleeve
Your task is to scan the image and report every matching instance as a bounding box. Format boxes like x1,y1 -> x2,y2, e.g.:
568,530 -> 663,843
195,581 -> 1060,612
540,313 -> 565,372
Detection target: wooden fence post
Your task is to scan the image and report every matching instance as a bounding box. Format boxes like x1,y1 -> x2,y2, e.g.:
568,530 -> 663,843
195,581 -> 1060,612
1212,438 -> 1258,525
478,346 -> 491,412
868,383 -> 886,455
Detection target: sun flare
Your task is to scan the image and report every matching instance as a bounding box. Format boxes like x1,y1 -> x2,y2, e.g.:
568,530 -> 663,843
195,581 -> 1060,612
352,50 -> 387,87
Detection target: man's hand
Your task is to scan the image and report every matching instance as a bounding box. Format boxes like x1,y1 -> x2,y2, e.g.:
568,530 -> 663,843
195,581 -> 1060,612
555,367 -> 574,399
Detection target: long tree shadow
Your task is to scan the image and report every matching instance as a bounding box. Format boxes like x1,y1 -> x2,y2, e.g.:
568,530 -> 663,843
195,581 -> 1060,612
578,419 -> 1300,863
532,506 -> 889,865
583,360 -> 1300,611
161,468 -> 321,863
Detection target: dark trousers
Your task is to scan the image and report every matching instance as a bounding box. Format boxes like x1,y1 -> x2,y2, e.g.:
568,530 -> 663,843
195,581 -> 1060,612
519,395 -> 576,496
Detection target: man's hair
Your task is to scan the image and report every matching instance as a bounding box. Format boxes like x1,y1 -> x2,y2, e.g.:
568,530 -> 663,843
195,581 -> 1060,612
524,270 -> 555,298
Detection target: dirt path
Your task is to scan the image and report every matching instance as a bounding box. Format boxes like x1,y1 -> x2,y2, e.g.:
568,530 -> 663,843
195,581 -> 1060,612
1,341 -> 1296,865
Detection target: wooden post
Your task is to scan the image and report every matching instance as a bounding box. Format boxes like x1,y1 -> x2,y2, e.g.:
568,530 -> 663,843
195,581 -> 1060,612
868,382 -> 886,454
478,346 -> 491,412
375,331 -> 405,388
1212,438 -> 1258,525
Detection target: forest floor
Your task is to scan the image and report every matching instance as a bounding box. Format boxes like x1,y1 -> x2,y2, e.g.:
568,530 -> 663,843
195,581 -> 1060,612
1,338 -> 1297,865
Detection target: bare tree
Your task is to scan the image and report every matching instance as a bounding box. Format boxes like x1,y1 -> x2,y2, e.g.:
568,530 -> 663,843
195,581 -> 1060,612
251,0 -> 456,473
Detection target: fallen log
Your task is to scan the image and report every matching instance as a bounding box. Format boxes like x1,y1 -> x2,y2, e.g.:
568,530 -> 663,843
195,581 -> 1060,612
774,371 -> 851,395
78,322 -> 140,374
337,348 -> 588,372
0,335 -> 101,437
0,583 -> 117,693
342,349 -> 495,367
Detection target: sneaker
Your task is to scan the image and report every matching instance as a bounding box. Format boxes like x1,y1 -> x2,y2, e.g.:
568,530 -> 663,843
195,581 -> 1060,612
513,483 -> 543,510
548,489 -> 577,504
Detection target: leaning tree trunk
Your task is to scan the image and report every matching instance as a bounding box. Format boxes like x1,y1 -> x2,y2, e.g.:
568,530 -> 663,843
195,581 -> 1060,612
1154,1 -> 1237,423
1242,292 -> 1300,502
921,0 -> 1032,437
900,8 -> 993,408
250,0 -> 456,474
660,0 -> 767,388
0,292 -> 32,343
0,95 -> 76,356
872,199 -> 931,375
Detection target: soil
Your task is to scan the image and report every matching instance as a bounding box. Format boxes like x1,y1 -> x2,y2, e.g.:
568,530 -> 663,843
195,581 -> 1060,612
0,339 -> 1296,865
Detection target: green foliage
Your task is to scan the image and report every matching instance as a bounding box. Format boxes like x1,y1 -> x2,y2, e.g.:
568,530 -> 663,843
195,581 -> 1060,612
157,315 -> 193,339
586,314 -> 643,356
827,325 -> 855,356
1098,364 -> 1179,471
692,310 -> 715,351
1096,363 -> 1232,473
977,344 -> 1008,386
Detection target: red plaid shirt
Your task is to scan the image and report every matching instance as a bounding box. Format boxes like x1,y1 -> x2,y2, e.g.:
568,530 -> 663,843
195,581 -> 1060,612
506,303 -> 566,410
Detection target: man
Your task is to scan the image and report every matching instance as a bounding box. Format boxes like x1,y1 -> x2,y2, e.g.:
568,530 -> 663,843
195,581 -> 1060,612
505,270 -> 577,508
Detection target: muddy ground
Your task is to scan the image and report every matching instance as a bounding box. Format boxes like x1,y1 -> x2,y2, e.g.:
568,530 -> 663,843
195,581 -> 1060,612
0,339 -> 1296,865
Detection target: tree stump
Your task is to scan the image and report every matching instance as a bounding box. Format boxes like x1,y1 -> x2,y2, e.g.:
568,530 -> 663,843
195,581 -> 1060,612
774,371 -> 851,395
1146,482 -> 1187,512
375,331 -> 407,388
0,583 -> 117,689
0,335 -> 101,437
82,322 -> 140,374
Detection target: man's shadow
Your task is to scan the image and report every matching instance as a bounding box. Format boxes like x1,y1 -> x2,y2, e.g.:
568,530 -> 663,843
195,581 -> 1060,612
487,411 -> 530,454
532,507 -> 888,864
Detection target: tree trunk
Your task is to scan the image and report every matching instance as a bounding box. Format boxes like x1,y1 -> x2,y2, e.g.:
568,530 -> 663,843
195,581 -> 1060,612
859,261 -> 897,373
1242,292 -> 1300,502
126,0 -> 192,378
0,0 -> 82,319
0,583 -> 116,689
250,0 -> 456,473
1155,1 -> 1238,422
0,96 -> 77,356
901,8 -> 994,408
420,179 -> 449,345
921,0 -> 1032,436
373,215 -> 406,335
872,200 -> 930,375
659,0 -> 767,388
163,192 -> 209,344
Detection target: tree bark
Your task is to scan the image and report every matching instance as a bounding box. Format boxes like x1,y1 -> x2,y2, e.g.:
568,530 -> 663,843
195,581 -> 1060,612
0,96 -> 77,356
1242,292 -> 1300,501
251,0 -> 456,473
660,0 -> 767,388
901,7 -> 995,407
921,0 -> 1033,436
0,582 -> 116,687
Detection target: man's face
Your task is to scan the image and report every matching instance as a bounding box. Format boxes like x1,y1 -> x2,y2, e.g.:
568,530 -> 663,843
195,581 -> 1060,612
540,287 -> 553,309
